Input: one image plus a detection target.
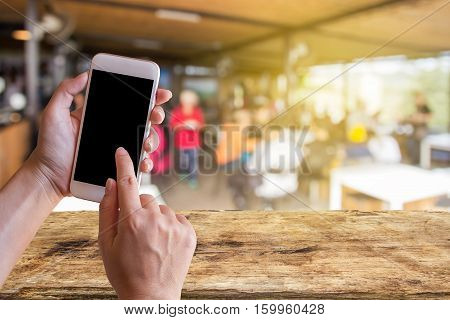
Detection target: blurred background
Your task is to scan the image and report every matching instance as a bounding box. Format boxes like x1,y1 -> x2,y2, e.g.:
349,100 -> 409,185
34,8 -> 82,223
0,0 -> 449,212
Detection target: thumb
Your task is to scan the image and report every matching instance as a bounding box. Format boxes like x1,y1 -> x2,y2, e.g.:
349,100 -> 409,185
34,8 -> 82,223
48,72 -> 88,111
99,178 -> 119,249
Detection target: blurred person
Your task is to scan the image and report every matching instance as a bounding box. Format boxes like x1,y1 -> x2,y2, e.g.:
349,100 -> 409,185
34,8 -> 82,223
404,92 -> 432,164
0,73 -> 196,299
254,104 -> 273,126
215,109 -> 258,209
346,99 -> 373,144
169,90 -> 204,189
215,109 -> 256,169
304,115 -> 339,203
345,99 -> 373,162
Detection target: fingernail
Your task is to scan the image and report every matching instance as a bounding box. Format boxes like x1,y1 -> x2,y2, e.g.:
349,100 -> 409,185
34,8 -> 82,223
116,147 -> 127,155
105,178 -> 113,192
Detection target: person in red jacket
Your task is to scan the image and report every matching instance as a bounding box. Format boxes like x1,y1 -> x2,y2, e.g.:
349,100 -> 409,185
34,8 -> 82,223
169,90 -> 204,188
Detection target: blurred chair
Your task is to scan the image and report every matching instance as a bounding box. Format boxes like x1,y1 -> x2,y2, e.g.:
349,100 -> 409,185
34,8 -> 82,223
368,135 -> 401,163
302,141 -> 337,204
246,128 -> 301,210
420,133 -> 450,168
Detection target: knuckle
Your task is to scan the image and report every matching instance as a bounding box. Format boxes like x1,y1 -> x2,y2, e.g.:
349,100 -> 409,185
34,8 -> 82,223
59,79 -> 68,89
117,152 -> 130,160
175,213 -> 186,221
142,195 -> 156,206
147,209 -> 159,221
171,226 -> 182,238
160,205 -> 173,214
117,175 -> 136,186
157,221 -> 169,234
58,79 -> 70,92
184,226 -> 197,248
123,212 -> 142,231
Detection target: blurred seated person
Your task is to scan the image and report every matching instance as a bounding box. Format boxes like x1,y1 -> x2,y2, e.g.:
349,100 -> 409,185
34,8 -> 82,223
346,99 -> 374,143
215,109 -> 257,170
215,109 -> 258,209
304,118 -> 339,202
169,90 -> 204,188
345,99 -> 374,163
403,92 -> 432,164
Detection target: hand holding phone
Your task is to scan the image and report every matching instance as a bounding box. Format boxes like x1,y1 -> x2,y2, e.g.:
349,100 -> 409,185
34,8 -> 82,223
29,67 -> 169,202
98,147 -> 197,300
70,54 -> 166,202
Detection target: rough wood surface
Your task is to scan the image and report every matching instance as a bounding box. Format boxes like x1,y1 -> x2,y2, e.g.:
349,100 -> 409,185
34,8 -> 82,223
1,210 -> 449,299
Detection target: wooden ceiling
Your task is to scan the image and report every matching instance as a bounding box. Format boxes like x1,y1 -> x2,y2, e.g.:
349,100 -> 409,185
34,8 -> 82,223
1,0 -> 449,72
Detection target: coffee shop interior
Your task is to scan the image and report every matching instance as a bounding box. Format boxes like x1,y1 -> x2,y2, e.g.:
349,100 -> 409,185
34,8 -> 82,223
0,0 -> 449,212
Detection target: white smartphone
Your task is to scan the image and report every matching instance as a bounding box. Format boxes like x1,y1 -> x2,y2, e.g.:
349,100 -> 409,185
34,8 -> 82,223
70,53 -> 160,202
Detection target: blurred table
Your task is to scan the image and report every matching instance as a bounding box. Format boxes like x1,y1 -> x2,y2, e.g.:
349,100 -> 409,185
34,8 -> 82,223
1,210 -> 449,299
420,133 -> 450,169
330,164 -> 448,210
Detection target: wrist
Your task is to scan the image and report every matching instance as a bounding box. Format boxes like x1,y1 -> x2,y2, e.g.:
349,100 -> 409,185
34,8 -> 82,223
25,152 -> 64,206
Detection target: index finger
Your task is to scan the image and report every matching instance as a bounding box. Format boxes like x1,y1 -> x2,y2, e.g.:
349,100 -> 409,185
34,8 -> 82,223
115,147 -> 142,213
155,89 -> 172,106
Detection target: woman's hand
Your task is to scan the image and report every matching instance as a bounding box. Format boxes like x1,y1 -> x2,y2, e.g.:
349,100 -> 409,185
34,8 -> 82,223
29,72 -> 171,199
98,147 -> 197,299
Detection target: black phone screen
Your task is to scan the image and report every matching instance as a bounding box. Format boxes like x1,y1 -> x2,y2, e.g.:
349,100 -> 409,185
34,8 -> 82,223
73,69 -> 154,187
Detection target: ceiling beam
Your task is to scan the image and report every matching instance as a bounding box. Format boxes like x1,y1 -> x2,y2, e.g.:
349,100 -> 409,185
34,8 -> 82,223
60,0 -> 289,29
192,0 -> 410,58
311,28 -> 446,53
76,32 -> 219,51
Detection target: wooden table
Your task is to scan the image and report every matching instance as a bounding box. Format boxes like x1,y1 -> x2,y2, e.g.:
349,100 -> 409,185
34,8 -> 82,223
1,210 -> 449,299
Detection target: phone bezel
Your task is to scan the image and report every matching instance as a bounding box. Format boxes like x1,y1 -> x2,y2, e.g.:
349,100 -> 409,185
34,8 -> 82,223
70,53 -> 160,203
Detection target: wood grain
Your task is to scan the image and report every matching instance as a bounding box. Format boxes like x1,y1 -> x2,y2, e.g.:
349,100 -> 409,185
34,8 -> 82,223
1,210 -> 449,299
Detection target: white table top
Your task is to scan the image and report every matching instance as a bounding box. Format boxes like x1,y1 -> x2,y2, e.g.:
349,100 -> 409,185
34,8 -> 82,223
423,133 -> 450,149
331,163 -> 449,203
